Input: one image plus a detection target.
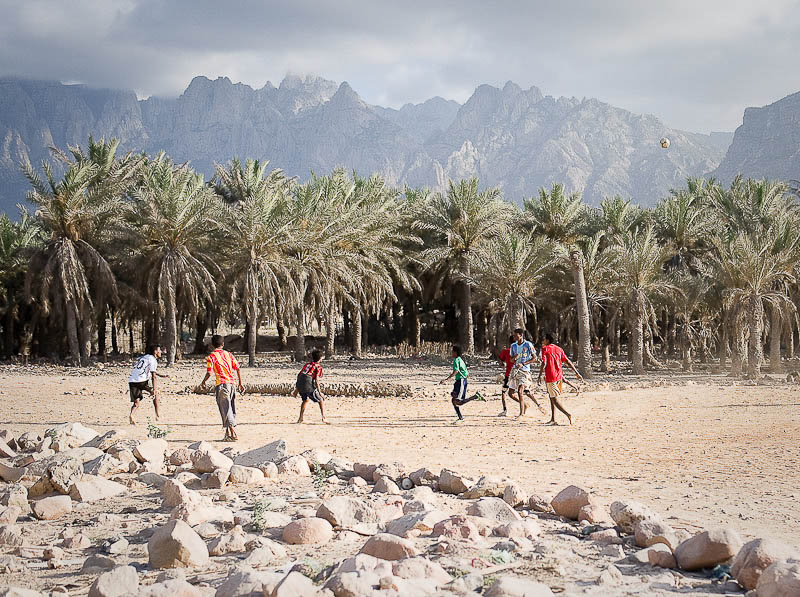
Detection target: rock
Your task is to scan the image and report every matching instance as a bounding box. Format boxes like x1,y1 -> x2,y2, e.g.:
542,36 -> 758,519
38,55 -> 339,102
87,565 -> 139,597
138,579 -> 202,597
191,447 -> 233,473
0,506 -> 21,524
234,440 -> 287,467
634,518 -> 678,549
597,564 -> 624,585
601,544 -> 625,559
352,462 -> 377,482
103,536 -> 129,555
348,477 -> 367,487
47,457 -> 83,494
494,519 -> 542,540
324,457 -> 354,477
409,467 -> 438,487
147,520 -> 210,569
169,448 -> 193,466
756,560 -> 800,597
170,500 -> 234,527
62,533 -> 91,549
462,476 -> 508,498
271,571 -> 317,597
578,503 -> 608,524
432,515 -> 482,541
69,476 -> 126,502
15,432 -> 41,452
81,554 -> 116,573
0,485 -> 29,512
317,496 -> 380,527
0,555 -> 26,574
300,447 -> 332,468
385,510 -> 449,538
174,471 -> 201,487
372,477 -> 401,494
610,500 -> 661,534
84,454 -> 127,477
550,485 -> 590,520
0,440 -> 16,459
467,497 -> 521,524
438,469 -> 473,494
392,556 -> 451,585
502,483 -> 527,508
162,479 -> 195,507
228,465 -> 264,485
253,510 -> 292,530
49,422 -> 99,445
282,517 -> 334,545
0,524 -> 24,546
82,430 -> 126,451
242,538 -> 287,567
648,544 -> 677,569
259,462 -> 279,478
277,455 -> 311,476
26,475 -> 56,499
323,571 -> 379,597
484,576 -> 554,596
589,529 -> 623,545
134,438 -> 169,464
31,495 -> 72,520
201,469 -> 230,489
360,533 -> 419,560
208,526 -> 248,556
215,567 -> 284,597
372,462 -> 405,483
674,528 -> 744,571
0,462 -> 25,483
731,538 -> 798,590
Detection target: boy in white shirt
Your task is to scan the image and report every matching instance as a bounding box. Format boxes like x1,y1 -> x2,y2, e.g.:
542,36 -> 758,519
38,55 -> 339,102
128,345 -> 168,425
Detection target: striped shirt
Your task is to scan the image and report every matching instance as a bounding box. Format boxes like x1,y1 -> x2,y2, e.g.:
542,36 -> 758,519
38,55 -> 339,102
299,361 -> 323,380
206,348 -> 240,385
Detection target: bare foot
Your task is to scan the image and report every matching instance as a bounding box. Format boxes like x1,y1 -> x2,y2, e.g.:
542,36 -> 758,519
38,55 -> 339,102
545,419 -> 557,425
322,419 -> 331,425
567,414 -> 573,425
129,416 -> 136,425
296,418 -> 304,424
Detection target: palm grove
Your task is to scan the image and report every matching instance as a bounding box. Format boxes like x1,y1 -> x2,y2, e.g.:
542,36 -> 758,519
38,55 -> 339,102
1,137 -> 798,380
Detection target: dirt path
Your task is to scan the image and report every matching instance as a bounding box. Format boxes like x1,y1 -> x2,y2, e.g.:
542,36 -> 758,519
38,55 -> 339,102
2,357 -> 798,547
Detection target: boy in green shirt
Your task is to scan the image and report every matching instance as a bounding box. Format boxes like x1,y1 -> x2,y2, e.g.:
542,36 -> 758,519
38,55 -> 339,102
439,344 -> 485,422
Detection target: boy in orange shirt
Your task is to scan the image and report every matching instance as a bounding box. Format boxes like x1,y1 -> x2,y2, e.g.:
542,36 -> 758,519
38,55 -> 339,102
200,335 -> 244,441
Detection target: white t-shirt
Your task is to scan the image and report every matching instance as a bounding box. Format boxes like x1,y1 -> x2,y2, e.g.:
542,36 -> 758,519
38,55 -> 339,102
129,354 -> 158,383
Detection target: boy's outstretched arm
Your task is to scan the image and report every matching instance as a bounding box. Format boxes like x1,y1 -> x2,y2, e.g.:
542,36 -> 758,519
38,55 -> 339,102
564,357 -> 584,382
537,359 -> 546,384
200,371 -> 211,388
236,369 -> 244,393
439,370 -> 455,384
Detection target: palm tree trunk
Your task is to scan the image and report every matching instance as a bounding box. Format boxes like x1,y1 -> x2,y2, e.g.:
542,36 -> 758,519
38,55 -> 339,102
475,309 -> 487,353
785,321 -> 794,359
79,316 -> 91,364
769,305 -> 781,373
63,300 -> 80,364
601,336 -> 611,372
631,291 -> 645,375
247,300 -> 258,367
361,310 -> 368,350
325,299 -> 336,358
351,305 -> 362,358
459,261 -> 474,354
97,308 -> 107,358
718,309 -> 728,370
165,289 -> 178,367
570,251 -> 592,378
408,297 -> 420,348
730,319 -> 745,377
294,305 -> 306,362
110,308 -> 119,355
747,294 -> 763,378
194,312 -> 208,354
276,303 -> 288,352
2,311 -> 14,356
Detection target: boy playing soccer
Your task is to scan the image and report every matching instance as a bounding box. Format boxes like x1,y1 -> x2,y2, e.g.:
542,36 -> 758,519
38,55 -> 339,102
508,328 -> 538,418
538,332 -> 583,425
440,344 -> 485,422
200,335 -> 244,441
498,335 -> 544,416
128,344 -> 168,425
296,349 -> 329,424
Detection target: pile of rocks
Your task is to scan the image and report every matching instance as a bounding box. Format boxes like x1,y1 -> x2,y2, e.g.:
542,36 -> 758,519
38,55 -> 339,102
0,423 -> 797,596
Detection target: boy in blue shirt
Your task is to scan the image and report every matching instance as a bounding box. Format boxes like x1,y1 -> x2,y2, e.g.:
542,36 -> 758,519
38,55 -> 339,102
509,328 -> 538,418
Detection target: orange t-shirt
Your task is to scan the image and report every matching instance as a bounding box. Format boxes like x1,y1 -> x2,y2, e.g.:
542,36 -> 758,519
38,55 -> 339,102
206,348 -> 239,385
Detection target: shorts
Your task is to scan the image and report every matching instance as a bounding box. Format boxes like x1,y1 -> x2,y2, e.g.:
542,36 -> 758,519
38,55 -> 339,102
301,390 -> 323,403
216,383 -> 237,427
129,381 -> 153,403
546,381 -> 563,398
451,379 -> 468,404
508,370 -> 532,390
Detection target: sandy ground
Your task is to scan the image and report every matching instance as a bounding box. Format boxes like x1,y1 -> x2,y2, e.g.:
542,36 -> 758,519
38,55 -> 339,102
1,355 -> 798,550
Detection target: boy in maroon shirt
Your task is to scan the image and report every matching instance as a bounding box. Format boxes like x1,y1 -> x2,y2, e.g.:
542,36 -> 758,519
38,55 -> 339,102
295,349 -> 329,424
538,333 -> 583,425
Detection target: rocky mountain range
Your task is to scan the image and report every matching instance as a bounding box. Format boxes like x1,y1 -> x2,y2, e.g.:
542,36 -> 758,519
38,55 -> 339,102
1,74 -> 734,215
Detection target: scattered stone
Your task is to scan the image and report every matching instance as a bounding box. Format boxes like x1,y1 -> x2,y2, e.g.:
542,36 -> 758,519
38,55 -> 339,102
0,440 -> 16,459
484,576 -> 554,596
494,519 -> 542,540
277,455 -> 311,476
409,467 -> 438,488
271,571 -> 316,597
69,476 -> 126,502
601,544 -> 625,559
385,510 -> 448,538
102,536 -> 129,555
82,430 -> 126,451
578,503 -> 607,524
84,454 -> 127,477
610,500 -> 661,534
730,538 -> 798,590
234,440 -> 287,467
300,447 -> 332,468
0,525 -> 24,546
0,462 -> 25,483
201,469 -> 230,489
30,495 -> 71,521
0,485 -> 29,512
647,544 -> 677,569
174,471 -> 201,487
324,456 -> 354,477
348,476 -> 367,487
208,526 -> 248,556
551,485 -> 591,520
47,457 -> 83,494
87,565 -> 139,597
438,469 -> 473,494
597,564 -> 624,585
317,496 -> 381,527
192,447 -> 233,473
756,560 -> 800,597
0,555 -> 26,574
147,520 -> 210,569
0,506 -> 21,524
62,533 -> 91,549
360,533 -> 419,560
527,494 -> 553,513
134,438 -> 168,464
43,546 -> 65,561
463,476 -> 508,499
392,556 -> 451,585
634,518 -> 678,549
372,476 -> 401,494
253,510 -> 291,530
282,517 -> 334,545
467,497 -> 522,524
503,483 -> 527,508
170,499 -> 234,527
589,529 -> 623,545
81,554 -> 116,573
214,566 -> 283,597
674,528 -> 743,571
138,579 -> 202,597
228,464 -> 264,485
169,448 -> 193,466
259,462 -> 279,479
432,515 -> 481,541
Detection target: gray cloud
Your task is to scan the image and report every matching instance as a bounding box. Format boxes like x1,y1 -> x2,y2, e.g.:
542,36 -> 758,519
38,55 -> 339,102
1,0 -> 798,132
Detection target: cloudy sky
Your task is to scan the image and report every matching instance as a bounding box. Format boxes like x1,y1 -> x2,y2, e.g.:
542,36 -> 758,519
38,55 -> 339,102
1,0 -> 798,133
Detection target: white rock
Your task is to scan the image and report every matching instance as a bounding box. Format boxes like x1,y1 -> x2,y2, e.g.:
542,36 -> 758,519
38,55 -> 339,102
87,565 -> 139,597
191,447 -> 233,473
228,464 -> 264,485
233,440 -> 287,467
31,495 -> 72,520
69,476 -> 126,503
134,438 -> 169,464
147,519 -> 209,569
277,455 -> 311,476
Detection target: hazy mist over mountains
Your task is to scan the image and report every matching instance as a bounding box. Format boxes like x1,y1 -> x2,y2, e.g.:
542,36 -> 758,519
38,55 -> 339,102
6,72 -> 795,216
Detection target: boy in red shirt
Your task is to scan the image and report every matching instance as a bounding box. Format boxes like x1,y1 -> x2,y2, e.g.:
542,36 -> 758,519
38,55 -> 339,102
538,332 -> 583,425
497,335 -> 542,416
295,349 -> 329,424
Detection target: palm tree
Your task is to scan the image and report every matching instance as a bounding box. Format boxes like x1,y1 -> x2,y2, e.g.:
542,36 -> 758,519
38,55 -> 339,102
415,178 -> 508,353
214,159 -> 295,365
610,226 -> 676,374
122,154 -> 219,365
524,183 -> 592,377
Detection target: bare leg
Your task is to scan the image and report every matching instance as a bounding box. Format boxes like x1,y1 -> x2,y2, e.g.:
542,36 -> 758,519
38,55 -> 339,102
551,396 -> 572,424
228,425 -> 238,440
153,397 -> 161,420
319,401 -> 330,424
129,401 -> 140,425
500,389 -> 507,412
297,400 -> 308,423
525,390 -> 545,413
516,385 -> 526,417
547,398 -> 557,424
